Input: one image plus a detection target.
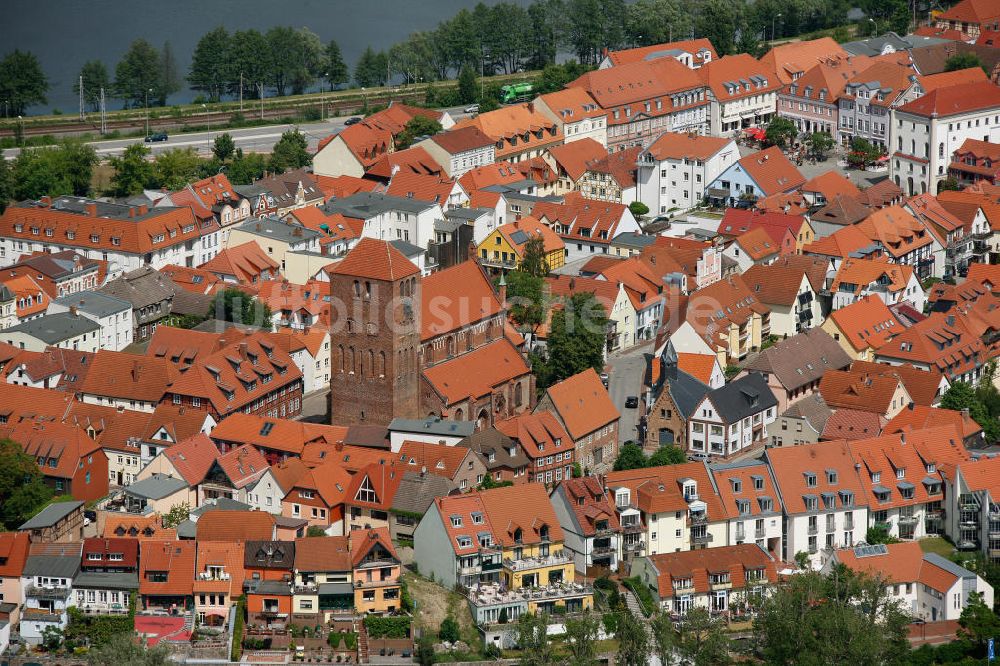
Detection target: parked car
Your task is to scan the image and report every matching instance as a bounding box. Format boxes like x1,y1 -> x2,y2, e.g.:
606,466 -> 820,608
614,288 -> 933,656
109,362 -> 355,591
600,372 -> 609,387
343,116 -> 362,126
625,396 -> 639,409
464,104 -> 480,114
144,132 -> 168,142
688,452 -> 710,463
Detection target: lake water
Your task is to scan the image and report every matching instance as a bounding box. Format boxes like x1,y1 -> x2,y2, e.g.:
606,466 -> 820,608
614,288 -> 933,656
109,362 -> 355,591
4,0 -> 523,114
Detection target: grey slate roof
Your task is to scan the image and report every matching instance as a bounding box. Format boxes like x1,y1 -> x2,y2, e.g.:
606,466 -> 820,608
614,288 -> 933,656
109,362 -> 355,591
234,216 -> 321,244
612,232 -> 656,250
324,191 -> 436,218
175,519 -> 198,539
53,290 -> 131,318
389,239 -> 424,259
841,32 -> 948,57
190,498 -> 252,517
457,427 -> 528,470
923,552 -> 976,580
124,474 -> 188,500
19,501 -> 84,530
444,207 -> 490,221
98,266 -> 176,309
23,555 -> 81,579
780,394 -> 833,434
251,580 -> 292,595
245,541 -> 295,569
744,329 -> 852,392
74,571 -> 139,590
391,471 -> 458,515
660,367 -> 711,420
706,372 -> 777,424
389,416 -> 476,438
3,312 -> 100,344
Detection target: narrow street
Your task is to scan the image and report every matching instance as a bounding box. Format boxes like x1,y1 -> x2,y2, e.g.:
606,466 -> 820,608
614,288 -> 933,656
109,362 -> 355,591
606,341 -> 654,446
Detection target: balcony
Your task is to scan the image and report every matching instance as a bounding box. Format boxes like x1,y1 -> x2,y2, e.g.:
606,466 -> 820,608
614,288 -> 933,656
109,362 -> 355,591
898,514 -> 918,525
480,256 -> 518,269
354,577 -> 397,589
689,513 -> 708,526
691,530 -> 713,545
755,527 -> 766,538
620,522 -> 643,535
591,544 -> 616,557
458,564 -> 482,576
594,526 -> 617,538
623,540 -> 645,553
503,552 -> 573,572
26,586 -> 71,600
807,524 -> 818,535
735,529 -> 746,542
467,581 -> 592,611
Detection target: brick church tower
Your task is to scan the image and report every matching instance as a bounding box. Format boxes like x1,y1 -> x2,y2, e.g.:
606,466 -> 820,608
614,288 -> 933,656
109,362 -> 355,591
328,239 -> 422,424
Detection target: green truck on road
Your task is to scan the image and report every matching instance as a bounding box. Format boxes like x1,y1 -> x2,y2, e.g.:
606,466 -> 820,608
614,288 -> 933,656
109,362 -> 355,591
500,82 -> 534,104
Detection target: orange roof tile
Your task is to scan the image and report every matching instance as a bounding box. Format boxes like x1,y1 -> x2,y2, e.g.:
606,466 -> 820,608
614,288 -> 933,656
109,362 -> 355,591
139,539 -> 196,597
736,146 -> 806,196
541,368 -> 619,440
495,216 -> 565,258
917,67 -> 988,94
884,404 -> 982,440
421,260 -> 502,341
424,125 -> 495,155
607,461 -> 728,518
819,369 -> 907,415
604,38 -> 718,67
834,541 -> 925,584
760,38 -> 850,84
494,412 -> 572,461
454,104 -> 561,159
765,440 -> 868,513
194,540 -> 245,596
195,511 -> 276,542
535,87 -> 606,123
802,170 -> 863,200
847,360 -> 947,408
398,440 -> 475,479
644,544 -> 780,599
294,535 -> 351,572
733,227 -> 781,261
385,171 -> 462,206
76,350 -> 178,403
327,237 -> 419,282
642,131 -> 734,162
0,531 -> 31,578
422,338 -> 530,405
313,174 -> 378,200
827,295 -> 904,353
366,146 -> 444,180
698,54 -> 782,101
568,58 -> 706,120
348,526 -> 399,568
345,462 -> 403,511
897,80 -> 1000,118
675,352 -> 718,386
1,273 -> 50,318
162,433 -> 221,485
546,138 -> 608,182
200,241 -> 279,284
104,514 -> 175,540
830,257 -> 913,296
938,0 -> 1000,26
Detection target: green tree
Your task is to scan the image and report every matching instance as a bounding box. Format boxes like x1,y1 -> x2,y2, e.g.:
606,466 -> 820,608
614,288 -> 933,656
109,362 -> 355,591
227,148 -> 268,185
941,380 -> 1000,442
156,41 -> 181,106
629,201 -> 649,218
533,291 -> 608,389
325,40 -> 350,89
945,52 -> 988,75
114,39 -> 161,108
161,502 -> 190,528
613,442 -> 648,471
865,523 -> 899,545
74,60 -> 110,112
355,46 -> 388,88
566,0 -> 627,65
616,609 -> 650,666
41,624 -> 64,651
269,129 -> 311,173
520,235 -> 551,278
626,0 -> 692,47
211,288 -> 273,330
87,632 -> 172,665
306,525 -> 327,537
696,0 -> 741,55
805,131 -> 834,159
189,26 -> 230,102
265,26 -> 305,96
12,140 -> 98,200
0,438 -> 54,529
938,176 -> 961,192
535,61 -> 590,95
527,0 -> 566,69
0,158 -> 12,213
765,117 -> 798,149
504,270 -> 545,333
213,132 -> 236,162
517,612 -> 555,665
564,610 -> 600,665
847,136 -> 883,170
395,115 -> 443,150
153,148 -> 205,191
108,143 -> 155,196
0,49 -> 49,115
225,29 -> 269,99
648,445 -> 686,466
650,611 -> 677,666
677,607 -> 730,666
457,63 -> 478,104
415,635 -> 435,666
958,591 -> 1000,652
439,614 -> 460,643
756,567 -> 909,665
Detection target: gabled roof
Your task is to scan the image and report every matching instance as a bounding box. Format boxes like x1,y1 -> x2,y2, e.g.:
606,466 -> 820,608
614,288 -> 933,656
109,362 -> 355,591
761,38 -> 851,84
583,145 -> 640,189
642,131 -> 734,162
741,256 -> 827,306
555,476 -> 620,537
422,338 -> 530,406
195,510 -> 275,542
568,57 -> 706,112
494,411 -> 572,461
162,433 -> 220,485
200,241 -> 279,284
327,237 -> 420,282
937,0 -> 1000,25
884,404 -> 981,441
294,535 -> 351,572
0,531 -> 31,578
819,369 -> 908,414
847,360 -> 947,408
873,310 -> 989,378
710,460 -> 781,520
685,275 -> 771,350
897,80 -> 1000,118
734,146 -> 806,197
421,260 -> 501,340
744,329 -> 851,391
698,54 -> 781,101
606,461 -> 727,517
348,526 -> 399,568
385,171 -> 462,206
397,440 -> 475,480
424,125 -> 495,154
391,471 -> 458,516
812,194 -> 872,226
345,462 -> 404,511
802,170 -> 863,200
704,372 -> 777,423
540,368 -> 619,439
244,540 -> 295,570
547,138 -> 609,182
765,439 -> 869,514
604,38 -> 718,68
76,351 -> 178,402
645,543 -> 779,598
827,295 -> 904,353
830,257 -> 914,295
139,539 -> 196,597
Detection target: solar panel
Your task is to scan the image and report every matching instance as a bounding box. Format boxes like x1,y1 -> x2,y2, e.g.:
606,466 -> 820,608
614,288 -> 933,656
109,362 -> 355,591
510,230 -> 530,245
853,544 -> 888,558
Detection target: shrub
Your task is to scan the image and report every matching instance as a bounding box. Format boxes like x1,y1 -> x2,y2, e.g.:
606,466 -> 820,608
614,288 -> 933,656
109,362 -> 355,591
363,615 -> 411,639
622,577 -> 655,616
439,615 -> 460,643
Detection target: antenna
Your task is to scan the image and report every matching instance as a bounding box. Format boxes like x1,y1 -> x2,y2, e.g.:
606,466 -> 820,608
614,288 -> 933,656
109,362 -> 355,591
79,75 -> 84,121
100,88 -> 107,135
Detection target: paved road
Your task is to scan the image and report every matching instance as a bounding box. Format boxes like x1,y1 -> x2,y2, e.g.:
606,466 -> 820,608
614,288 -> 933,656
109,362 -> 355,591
607,341 -> 653,447
2,105 -> 470,160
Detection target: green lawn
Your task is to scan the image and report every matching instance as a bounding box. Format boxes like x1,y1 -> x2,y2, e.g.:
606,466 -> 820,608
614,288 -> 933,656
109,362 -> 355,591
918,536 -> 956,559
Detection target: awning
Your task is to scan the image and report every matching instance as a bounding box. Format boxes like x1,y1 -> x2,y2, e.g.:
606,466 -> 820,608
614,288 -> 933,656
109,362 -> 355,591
708,188 -> 730,199
744,127 -> 766,140
318,582 -> 354,596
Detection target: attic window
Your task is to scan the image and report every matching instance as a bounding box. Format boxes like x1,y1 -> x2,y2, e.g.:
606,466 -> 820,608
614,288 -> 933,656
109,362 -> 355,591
450,515 -> 463,528
260,422 -> 274,437
471,512 -> 484,524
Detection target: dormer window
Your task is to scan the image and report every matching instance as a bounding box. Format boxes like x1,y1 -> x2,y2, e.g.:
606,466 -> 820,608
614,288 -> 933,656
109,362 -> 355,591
752,475 -> 764,491
826,470 -> 837,485
871,472 -> 881,483
896,468 -> 905,480
539,525 -> 550,541
513,528 -> 523,544
730,478 -> 742,493
804,472 -> 816,488
450,515 -> 463,528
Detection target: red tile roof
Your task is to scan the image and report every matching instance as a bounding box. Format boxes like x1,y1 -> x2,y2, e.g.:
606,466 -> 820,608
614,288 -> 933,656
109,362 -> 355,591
766,439 -> 869,514
568,58 -> 707,123
345,461 -> 403,512
884,404 -> 982,441
698,54 -> 783,101
162,433 -> 221,485
819,369 -> 908,415
642,131 -> 734,162
454,104 -> 561,159
760,38 -> 850,84
327,237 -> 419,282
366,146 -> 444,180
604,38 -> 718,68
76,351 -> 178,403
398,440 -> 475,480
735,146 -> 806,197
0,532 -> 31,578
802,170 -> 863,200
820,408 -> 886,440
424,125 -> 495,154
421,260 -> 502,341
494,411 -> 572,462
827,295 -> 904,353
558,476 -> 620,537
385,171 -> 462,206
104,514 -> 175,540
160,264 -> 222,295
422,338 -> 530,405
644,544 -> 780,599
874,310 -> 990,379
348,526 -> 399,568
81,537 -> 139,569
193,540 -> 244,597
937,0 -> 1000,26
830,257 -> 914,296
195,511 -> 276,542
139,539 -> 196,597
734,227 -> 781,261
294,535 -> 351,572
200,241 -> 279,284
313,174 -> 378,200
547,138 -> 609,182
210,412 -> 347,457
897,80 -> 1000,118
477,483 -> 564,547
541,368 -> 619,440
847,361 -> 947,408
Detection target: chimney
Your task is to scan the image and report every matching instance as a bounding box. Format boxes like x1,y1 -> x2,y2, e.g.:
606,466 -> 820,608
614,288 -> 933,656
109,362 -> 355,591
85,202 -> 98,217
239,342 -> 249,359
128,207 -> 136,218
40,196 -> 51,206
138,204 -> 148,216
69,305 -> 78,316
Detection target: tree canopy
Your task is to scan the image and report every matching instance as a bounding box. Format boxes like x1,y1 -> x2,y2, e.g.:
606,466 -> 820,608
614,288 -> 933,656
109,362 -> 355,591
0,438 -> 55,529
11,141 -> 98,200
394,115 -> 443,150
268,129 -> 312,172
944,52 -> 989,76
532,291 -> 608,389
940,366 -> 1000,443
765,116 -> 798,149
0,49 -> 48,115
210,288 -> 273,330
614,442 -> 687,470
114,39 -> 164,108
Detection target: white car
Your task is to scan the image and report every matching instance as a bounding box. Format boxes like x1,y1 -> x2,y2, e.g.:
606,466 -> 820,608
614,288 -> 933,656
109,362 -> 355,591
464,104 -> 480,114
